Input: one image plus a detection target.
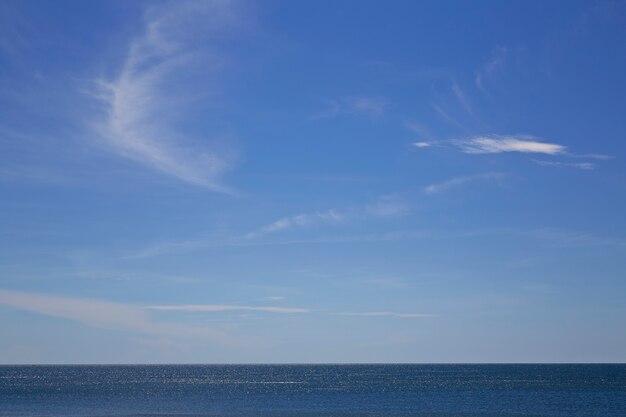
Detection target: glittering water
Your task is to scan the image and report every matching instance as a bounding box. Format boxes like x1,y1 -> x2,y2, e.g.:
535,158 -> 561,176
1,364 -> 625,416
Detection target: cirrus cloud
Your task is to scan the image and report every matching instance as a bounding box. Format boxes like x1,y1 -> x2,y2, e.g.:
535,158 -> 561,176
144,304 -> 310,314
455,135 -> 565,155
424,172 -> 504,194
94,0 -> 243,192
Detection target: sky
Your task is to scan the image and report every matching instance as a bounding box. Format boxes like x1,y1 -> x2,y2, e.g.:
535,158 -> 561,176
1,0 -> 626,364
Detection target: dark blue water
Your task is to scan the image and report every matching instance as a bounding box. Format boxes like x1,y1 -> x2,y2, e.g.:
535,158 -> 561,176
1,365 -> 625,416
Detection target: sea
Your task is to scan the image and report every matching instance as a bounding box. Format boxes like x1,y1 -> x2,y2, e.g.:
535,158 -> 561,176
0,364 -> 625,417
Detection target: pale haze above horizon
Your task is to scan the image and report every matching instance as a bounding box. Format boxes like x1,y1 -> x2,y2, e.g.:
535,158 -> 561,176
1,0 -> 626,364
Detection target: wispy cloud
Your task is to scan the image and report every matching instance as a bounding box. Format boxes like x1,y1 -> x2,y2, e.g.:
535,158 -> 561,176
412,141 -> 434,148
455,135 -> 565,155
0,288 -> 232,342
125,226 -> 626,263
260,296 -> 286,302
424,172 -> 504,194
145,304 -> 310,314
336,311 -> 435,318
567,153 -> 612,160
366,195 -> 410,217
451,82 -> 475,115
247,196 -> 409,239
94,1 -> 241,191
147,304 -> 433,319
246,210 -> 343,239
432,104 -> 466,129
314,96 -> 388,120
532,159 -> 595,170
475,46 -> 507,91
412,134 -> 609,170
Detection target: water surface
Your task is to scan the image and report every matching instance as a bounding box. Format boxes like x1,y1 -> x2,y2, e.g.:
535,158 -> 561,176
1,364 -> 625,416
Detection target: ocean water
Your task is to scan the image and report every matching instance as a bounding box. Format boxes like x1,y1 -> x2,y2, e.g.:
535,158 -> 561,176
0,364 -> 625,416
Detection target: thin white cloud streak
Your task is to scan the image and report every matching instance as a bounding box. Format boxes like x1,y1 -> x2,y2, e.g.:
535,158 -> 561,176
455,135 -> 565,155
424,173 -> 504,194
567,153 -> 612,160
265,228 -> 626,249
412,135 -> 609,169
261,296 -> 286,301
147,304 -> 434,319
246,210 -> 343,239
412,141 -> 433,148
122,225 -> 626,262
0,289 -> 432,356
127,232 -> 429,258
0,289 -> 232,342
432,104 -> 466,129
451,82 -> 474,115
432,81 -> 484,131
532,159 -> 595,170
145,305 -> 310,314
94,1 -> 240,192
337,312 -> 435,318
246,196 -> 409,239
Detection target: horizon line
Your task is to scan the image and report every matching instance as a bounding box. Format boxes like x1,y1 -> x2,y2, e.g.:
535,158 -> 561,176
1,362 -> 624,366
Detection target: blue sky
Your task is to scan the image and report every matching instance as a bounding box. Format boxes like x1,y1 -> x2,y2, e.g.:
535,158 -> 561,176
1,0 -> 626,364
